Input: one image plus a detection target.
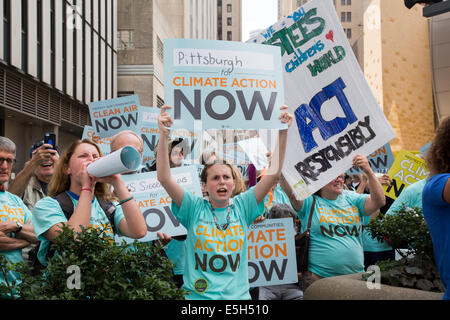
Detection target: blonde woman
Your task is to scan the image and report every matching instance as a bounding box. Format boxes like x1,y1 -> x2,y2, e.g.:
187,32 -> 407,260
32,139 -> 146,266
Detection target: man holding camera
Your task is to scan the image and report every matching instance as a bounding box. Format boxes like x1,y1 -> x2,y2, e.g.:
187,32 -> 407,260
8,140 -> 59,211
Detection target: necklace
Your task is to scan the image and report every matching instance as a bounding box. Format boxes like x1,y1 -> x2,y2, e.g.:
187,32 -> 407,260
209,201 -> 231,231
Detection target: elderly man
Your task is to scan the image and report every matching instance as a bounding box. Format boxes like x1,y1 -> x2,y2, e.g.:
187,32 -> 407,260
0,137 -> 37,294
8,141 -> 59,211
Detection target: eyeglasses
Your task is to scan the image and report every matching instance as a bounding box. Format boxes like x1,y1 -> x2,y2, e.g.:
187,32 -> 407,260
0,158 -> 16,166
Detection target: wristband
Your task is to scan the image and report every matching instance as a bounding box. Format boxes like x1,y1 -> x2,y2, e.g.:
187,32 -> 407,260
118,196 -> 134,206
81,188 -> 92,193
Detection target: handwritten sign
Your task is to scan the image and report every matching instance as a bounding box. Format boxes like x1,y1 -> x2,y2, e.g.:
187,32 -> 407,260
164,39 -> 286,130
384,150 -> 428,200
88,94 -> 141,138
114,166 -> 202,243
249,0 -> 396,200
247,218 -> 298,287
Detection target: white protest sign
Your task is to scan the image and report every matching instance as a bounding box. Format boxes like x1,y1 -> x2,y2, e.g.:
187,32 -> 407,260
238,137 -> 269,170
115,166 -> 202,243
249,0 -> 396,200
247,218 -> 298,287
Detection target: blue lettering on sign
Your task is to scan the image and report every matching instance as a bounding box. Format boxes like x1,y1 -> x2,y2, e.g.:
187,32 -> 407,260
294,77 -> 357,153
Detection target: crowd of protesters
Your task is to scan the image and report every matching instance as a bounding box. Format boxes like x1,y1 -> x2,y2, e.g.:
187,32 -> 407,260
0,113 -> 449,300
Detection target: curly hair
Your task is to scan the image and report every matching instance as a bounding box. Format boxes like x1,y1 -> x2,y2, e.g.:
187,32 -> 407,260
426,116 -> 450,176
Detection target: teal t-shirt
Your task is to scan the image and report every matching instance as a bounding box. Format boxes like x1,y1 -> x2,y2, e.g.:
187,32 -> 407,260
386,178 -> 426,215
171,188 -> 264,300
262,184 -> 292,216
297,190 -> 368,278
32,193 -> 125,266
362,215 -> 392,252
0,191 -> 32,289
164,238 -> 187,275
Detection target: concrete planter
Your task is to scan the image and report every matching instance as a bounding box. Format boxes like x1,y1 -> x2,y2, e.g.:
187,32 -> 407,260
303,273 -> 444,300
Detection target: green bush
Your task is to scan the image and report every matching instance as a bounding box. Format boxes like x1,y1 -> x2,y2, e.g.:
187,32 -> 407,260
1,225 -> 185,300
363,205 -> 444,292
367,205 -> 434,260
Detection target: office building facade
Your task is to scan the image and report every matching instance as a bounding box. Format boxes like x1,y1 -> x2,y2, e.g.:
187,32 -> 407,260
0,0 -> 117,172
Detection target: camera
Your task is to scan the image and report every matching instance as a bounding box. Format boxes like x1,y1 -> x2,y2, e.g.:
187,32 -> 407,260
29,133 -> 57,158
44,133 -> 56,150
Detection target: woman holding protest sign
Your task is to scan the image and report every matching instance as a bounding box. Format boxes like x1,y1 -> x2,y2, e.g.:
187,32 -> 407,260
156,104 -> 293,300
422,116 -> 450,300
31,139 -> 147,266
281,154 -> 386,291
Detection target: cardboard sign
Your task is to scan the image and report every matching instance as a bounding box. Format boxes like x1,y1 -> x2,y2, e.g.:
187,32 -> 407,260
383,150 -> 428,200
249,0 -> 396,200
114,166 -> 202,243
347,143 -> 394,175
88,94 -> 141,138
247,218 -> 298,287
164,39 -> 286,130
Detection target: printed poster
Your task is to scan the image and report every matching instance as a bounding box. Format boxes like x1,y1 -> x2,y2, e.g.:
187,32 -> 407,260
247,218 -> 298,287
81,125 -> 111,156
383,150 -> 428,200
164,38 -> 286,130
346,143 -> 394,175
88,94 -> 141,138
114,166 -> 202,243
249,0 -> 396,200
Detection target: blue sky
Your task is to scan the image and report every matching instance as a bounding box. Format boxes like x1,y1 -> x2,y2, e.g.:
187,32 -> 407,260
241,0 -> 278,41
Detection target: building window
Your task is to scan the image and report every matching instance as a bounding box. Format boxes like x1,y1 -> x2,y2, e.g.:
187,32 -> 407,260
50,0 -> 55,86
227,31 -> 232,40
346,28 -> 352,39
347,12 -> 351,22
156,36 -> 163,62
347,0 -> 351,5
3,0 -> 10,64
227,17 -> 232,26
21,0 -> 28,72
37,0 -> 42,79
227,4 -> 232,12
341,0 -> 345,5
117,30 -> 134,50
118,91 -> 135,97
156,95 -> 164,108
341,12 -> 345,22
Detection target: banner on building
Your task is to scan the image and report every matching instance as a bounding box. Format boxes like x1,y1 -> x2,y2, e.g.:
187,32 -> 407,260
249,0 -> 396,200
247,218 -> 298,287
164,38 -> 286,130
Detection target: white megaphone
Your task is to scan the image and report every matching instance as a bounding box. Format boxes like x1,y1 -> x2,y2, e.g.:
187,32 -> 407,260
87,146 -> 141,177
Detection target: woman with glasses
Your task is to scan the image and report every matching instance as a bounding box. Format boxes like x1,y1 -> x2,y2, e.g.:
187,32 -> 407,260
281,154 -> 386,291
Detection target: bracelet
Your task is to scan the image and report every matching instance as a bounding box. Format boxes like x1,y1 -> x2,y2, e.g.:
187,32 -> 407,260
81,188 -> 92,193
118,196 -> 134,206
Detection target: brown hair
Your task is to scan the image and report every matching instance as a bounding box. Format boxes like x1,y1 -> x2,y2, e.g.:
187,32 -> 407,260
200,159 -> 236,185
48,139 -> 114,201
426,116 -> 450,177
231,165 -> 245,196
